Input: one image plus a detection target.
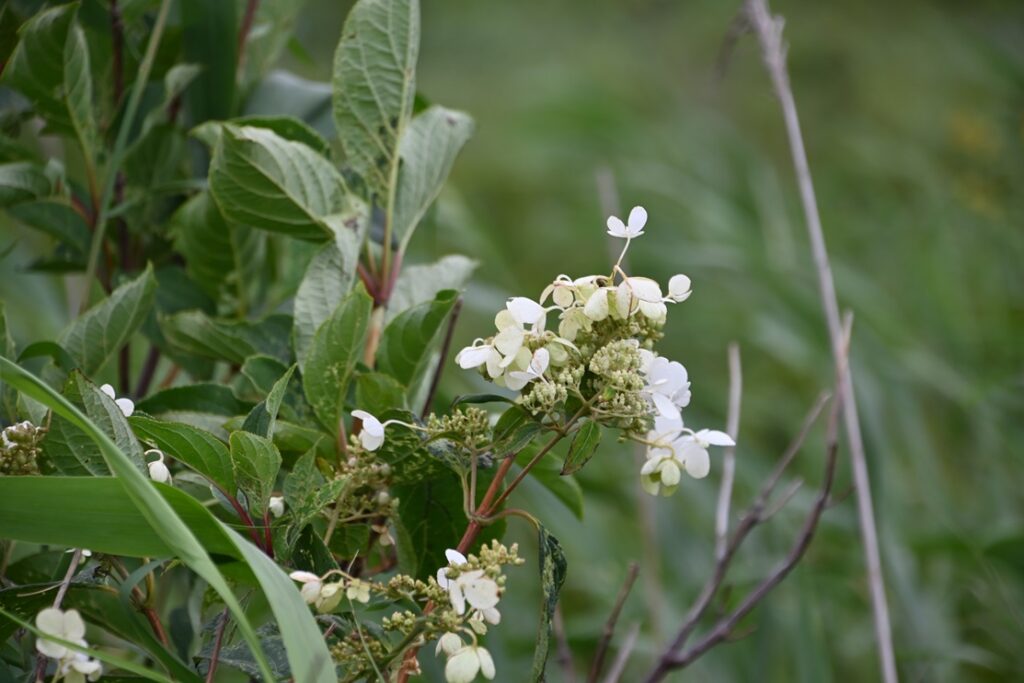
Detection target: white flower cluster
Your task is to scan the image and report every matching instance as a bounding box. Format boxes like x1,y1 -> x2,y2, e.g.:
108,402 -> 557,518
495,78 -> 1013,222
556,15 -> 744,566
34,608 -> 102,683
435,549 -> 502,682
289,570 -> 372,613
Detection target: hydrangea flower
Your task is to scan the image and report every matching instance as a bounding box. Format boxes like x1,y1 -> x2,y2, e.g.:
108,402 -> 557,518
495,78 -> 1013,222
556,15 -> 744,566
644,356 -> 692,421
100,383 -> 134,417
436,549 -> 501,616
351,410 -> 386,451
504,347 -> 549,391
35,607 -> 102,683
289,570 -> 323,605
445,644 -> 496,683
606,205 -> 647,239
641,417 -> 735,495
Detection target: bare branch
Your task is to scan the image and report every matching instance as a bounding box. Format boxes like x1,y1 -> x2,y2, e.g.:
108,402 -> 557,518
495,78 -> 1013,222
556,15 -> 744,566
743,2 -> 898,680
600,622 -> 640,683
715,343 -> 743,561
588,562 -> 640,683
553,606 -> 578,683
420,297 -> 464,418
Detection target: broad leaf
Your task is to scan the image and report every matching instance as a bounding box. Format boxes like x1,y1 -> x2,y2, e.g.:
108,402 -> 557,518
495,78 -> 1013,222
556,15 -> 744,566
0,162 -> 51,207
129,416 -> 236,494
230,431 -> 282,519
194,115 -> 330,157
293,228 -> 363,368
241,364 -> 296,438
77,374 -> 146,471
387,254 -> 476,322
209,124 -> 350,241
376,289 -> 458,390
393,106 -> 474,250
58,265 -> 156,375
8,199 -> 90,255
561,419 -> 601,475
303,286 -> 373,431
492,405 -> 542,457
331,0 -> 419,195
160,311 -> 293,365
531,525 -> 568,682
354,371 -> 408,415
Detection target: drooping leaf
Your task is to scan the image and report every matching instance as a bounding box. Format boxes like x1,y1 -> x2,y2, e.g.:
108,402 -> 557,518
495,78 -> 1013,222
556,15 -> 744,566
561,419 -> 601,475
160,311 -> 293,365
293,227 -> 363,368
8,199 -> 90,255
241,364 -> 296,438
58,265 -> 156,375
376,289 -> 458,390
393,106 -> 474,250
303,285 -> 373,431
531,525 -> 568,682
230,430 -> 281,519
129,416 -> 236,494
0,162 -> 52,207
193,115 -> 330,157
209,124 -> 351,241
387,254 -> 476,322
331,0 -> 419,195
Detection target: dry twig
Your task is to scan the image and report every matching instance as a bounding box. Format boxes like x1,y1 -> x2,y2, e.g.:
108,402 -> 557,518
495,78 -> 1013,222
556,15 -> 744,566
588,562 -> 640,683
714,343 -> 742,561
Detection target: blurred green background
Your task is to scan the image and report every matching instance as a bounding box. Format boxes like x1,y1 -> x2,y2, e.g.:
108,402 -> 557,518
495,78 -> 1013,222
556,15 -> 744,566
3,0 -> 1023,680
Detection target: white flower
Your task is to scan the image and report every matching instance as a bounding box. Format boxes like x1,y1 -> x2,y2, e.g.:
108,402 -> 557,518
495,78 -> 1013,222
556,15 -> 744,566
540,275 -> 577,309
351,410 -> 385,451
346,579 -> 371,604
35,607 -> 102,682
677,429 -> 735,480
583,287 -> 611,321
145,449 -> 171,484
289,571 -> 323,605
606,205 -> 647,239
436,632 -> 464,657
468,605 -> 501,634
640,423 -> 735,495
100,383 -> 134,417
455,343 -> 500,375
492,297 -> 547,361
644,356 -> 692,420
505,348 -> 549,391
436,549 -> 501,616
269,496 -> 285,518
666,274 -> 692,302
316,582 -> 344,612
436,548 -> 468,589
60,652 -> 102,683
445,645 -> 496,683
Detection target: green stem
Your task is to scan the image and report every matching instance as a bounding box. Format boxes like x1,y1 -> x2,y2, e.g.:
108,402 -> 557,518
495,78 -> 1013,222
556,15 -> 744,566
81,0 -> 173,313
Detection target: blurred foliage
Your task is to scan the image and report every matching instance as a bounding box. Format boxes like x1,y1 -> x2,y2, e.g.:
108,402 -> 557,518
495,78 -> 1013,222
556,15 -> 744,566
1,0 -> 1022,681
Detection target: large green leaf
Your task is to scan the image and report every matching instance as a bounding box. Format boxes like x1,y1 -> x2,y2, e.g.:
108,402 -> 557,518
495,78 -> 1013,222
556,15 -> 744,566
293,228 -> 363,368
241,364 -> 296,438
531,525 -> 568,682
3,2 -> 96,156
376,289 -> 458,390
57,265 -> 156,375
0,162 -> 51,207
129,416 -> 236,494
170,192 -> 235,300
230,431 -> 282,519
0,359 -> 336,683
209,124 -> 350,241
331,0 -> 418,195
387,254 -> 476,322
160,311 -> 293,365
393,106 -> 473,251
303,286 -> 373,431
180,0 -> 236,124
8,199 -> 90,255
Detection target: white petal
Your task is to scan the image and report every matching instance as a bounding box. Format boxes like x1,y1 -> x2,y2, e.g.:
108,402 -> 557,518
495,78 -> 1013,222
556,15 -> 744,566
482,606 -> 501,625
269,496 -> 285,518
699,429 -> 735,447
35,636 -> 66,659
640,474 -> 659,496
477,646 -> 496,679
637,349 -> 655,373
529,348 -> 550,376
615,281 -> 634,317
289,571 -> 320,583
148,460 -> 171,483
660,460 -> 681,487
683,445 -> 711,479
461,574 -> 500,610
300,581 -> 322,604
504,371 -> 532,391
606,215 -> 627,238
436,567 -> 451,590
583,288 -> 610,321
456,345 -> 492,369
352,410 -> 383,437
506,297 -> 544,326
639,300 -> 667,322
61,609 -> 86,641
445,549 -> 468,565
552,285 -> 574,308
448,582 -> 467,615
668,274 -> 692,301
485,350 -> 504,378
99,384 -> 116,399
628,276 -> 663,302
640,457 -> 659,476
438,632 -> 463,656
650,393 -> 681,420
445,647 -> 481,683
493,327 -> 524,356
36,607 -> 65,637
627,205 -> 648,232
114,397 -> 135,417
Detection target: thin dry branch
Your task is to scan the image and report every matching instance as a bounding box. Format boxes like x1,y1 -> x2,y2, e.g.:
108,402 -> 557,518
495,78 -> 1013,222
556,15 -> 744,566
715,343 -> 743,561
742,1 -> 898,680
553,606 -> 578,683
600,622 -> 640,683
588,562 -> 640,683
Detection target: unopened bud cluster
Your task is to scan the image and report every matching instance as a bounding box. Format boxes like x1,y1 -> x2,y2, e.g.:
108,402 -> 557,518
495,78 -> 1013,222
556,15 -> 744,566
0,421 -> 44,475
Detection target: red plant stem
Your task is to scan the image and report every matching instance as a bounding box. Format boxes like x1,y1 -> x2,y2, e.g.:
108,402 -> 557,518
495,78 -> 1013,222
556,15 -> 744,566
262,512 -> 274,559
142,606 -> 169,645
236,0 -> 259,66
206,608 -> 230,683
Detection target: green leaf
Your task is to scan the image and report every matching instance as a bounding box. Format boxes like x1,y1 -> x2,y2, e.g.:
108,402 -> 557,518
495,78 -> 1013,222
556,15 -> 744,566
241,364 -> 296,438
293,227 -> 363,368
331,0 -> 419,195
283,446 -> 345,548
303,286 -> 373,431
0,304 -> 16,421
230,430 -> 282,519
561,420 -> 601,475
0,358 -> 281,682
522,451 -> 584,521
239,0 -> 310,87
3,3 -> 95,154
57,265 -> 156,375
354,371 -> 408,415
8,199 -> 90,254
387,254 -> 476,322
77,373 -> 146,471
129,416 -> 236,494
376,289 -> 458,390
0,162 -> 51,207
136,384 -> 250,417
241,354 -> 290,396
450,393 -> 514,408
209,124 -> 352,241
160,311 -> 293,365
180,0 -> 236,124
531,525 -> 568,682
393,106 -> 474,251
194,115 -> 330,157
492,405 -> 542,456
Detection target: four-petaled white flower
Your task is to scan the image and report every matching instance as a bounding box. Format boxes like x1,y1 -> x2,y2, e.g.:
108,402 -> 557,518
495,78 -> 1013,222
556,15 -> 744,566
436,549 -> 501,616
269,496 -> 285,518
644,356 -> 692,421
100,383 -> 134,417
145,449 -> 171,484
505,347 -> 549,391
606,205 -> 648,239
445,644 -> 496,683
641,417 -> 735,496
351,410 -> 386,451
346,578 -> 371,604
35,607 -> 102,683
